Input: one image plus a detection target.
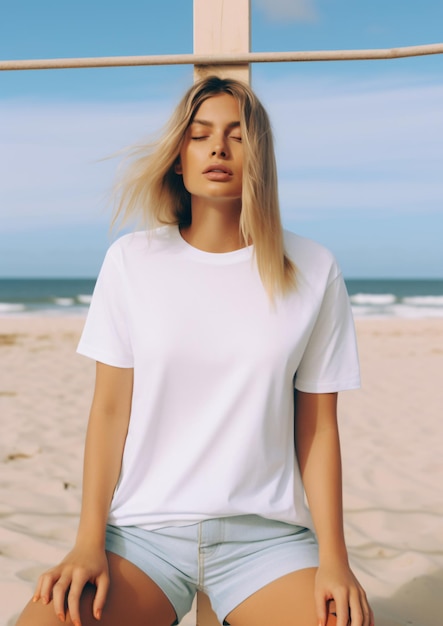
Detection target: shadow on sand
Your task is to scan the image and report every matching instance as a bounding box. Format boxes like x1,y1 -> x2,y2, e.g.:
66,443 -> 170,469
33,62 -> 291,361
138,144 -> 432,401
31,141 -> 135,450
370,569 -> 443,626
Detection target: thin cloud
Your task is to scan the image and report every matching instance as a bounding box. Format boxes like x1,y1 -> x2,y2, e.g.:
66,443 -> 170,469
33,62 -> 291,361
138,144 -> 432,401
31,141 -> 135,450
1,73 -> 442,231
279,178 -> 443,219
252,73 -> 443,218
1,71 -> 442,278
254,0 -> 318,21
0,99 -> 174,229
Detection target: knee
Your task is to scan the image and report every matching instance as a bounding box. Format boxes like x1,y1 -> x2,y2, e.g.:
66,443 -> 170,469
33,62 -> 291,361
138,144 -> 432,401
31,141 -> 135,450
15,599 -> 59,626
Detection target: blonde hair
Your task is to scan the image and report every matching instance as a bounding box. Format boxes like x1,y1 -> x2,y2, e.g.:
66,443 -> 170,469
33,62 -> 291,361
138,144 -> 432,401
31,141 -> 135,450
113,76 -> 296,298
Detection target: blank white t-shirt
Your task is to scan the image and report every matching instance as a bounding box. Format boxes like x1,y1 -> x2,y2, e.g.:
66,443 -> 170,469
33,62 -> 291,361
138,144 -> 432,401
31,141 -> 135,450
77,225 -> 360,531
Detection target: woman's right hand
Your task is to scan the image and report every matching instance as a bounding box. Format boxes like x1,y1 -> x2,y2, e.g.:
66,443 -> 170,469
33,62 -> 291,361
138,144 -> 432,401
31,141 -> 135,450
32,544 -> 110,625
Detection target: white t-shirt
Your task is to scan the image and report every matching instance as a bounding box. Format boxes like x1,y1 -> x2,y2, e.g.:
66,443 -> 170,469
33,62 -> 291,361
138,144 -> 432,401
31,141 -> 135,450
77,225 -> 360,531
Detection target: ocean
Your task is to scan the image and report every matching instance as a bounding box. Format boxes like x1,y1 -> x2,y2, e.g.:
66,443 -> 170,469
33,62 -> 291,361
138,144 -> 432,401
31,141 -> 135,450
0,278 -> 443,319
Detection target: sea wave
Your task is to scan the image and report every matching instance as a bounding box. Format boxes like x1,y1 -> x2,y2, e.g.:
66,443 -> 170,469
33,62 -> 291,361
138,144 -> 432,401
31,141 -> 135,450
1,280 -> 442,319
352,305 -> 443,319
351,296 -> 443,319
0,303 -> 26,314
350,293 -> 396,306
77,294 -> 92,305
402,296 -> 443,307
53,297 -> 76,307
0,299 -> 89,317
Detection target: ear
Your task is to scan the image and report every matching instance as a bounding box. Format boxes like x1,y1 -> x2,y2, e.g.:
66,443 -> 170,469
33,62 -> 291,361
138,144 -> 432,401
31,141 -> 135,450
174,159 -> 183,175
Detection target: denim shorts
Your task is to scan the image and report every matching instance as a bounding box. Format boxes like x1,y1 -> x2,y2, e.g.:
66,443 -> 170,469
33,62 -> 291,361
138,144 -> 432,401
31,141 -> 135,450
105,515 -> 319,624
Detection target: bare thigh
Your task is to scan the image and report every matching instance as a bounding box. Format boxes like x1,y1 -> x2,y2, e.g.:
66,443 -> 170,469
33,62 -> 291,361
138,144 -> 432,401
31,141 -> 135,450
15,551 -> 177,626
225,567 -> 318,626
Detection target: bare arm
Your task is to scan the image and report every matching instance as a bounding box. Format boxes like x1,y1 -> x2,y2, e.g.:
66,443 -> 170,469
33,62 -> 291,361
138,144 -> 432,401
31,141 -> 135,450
34,362 -> 133,625
76,362 -> 133,548
295,391 -> 347,562
295,390 -> 373,626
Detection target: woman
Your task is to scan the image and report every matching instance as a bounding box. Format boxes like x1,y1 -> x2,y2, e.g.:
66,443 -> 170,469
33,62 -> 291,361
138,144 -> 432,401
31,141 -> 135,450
16,76 -> 373,626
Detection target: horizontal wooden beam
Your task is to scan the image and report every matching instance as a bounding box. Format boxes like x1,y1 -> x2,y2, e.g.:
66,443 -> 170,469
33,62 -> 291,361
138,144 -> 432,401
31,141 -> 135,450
1,43 -> 442,71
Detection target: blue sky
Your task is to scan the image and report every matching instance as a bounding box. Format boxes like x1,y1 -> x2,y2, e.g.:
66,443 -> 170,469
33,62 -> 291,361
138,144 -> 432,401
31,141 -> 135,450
0,0 -> 442,278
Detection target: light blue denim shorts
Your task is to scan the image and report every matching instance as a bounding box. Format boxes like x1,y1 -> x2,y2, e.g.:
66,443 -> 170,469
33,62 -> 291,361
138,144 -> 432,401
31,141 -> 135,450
105,514 -> 319,624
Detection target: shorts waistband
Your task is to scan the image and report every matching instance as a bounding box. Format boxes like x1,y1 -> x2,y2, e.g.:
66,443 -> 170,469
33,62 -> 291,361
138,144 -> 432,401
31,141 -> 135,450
155,515 -> 307,546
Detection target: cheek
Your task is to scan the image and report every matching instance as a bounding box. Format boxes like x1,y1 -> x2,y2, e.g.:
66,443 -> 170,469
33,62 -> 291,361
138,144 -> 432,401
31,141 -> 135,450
237,157 -> 244,178
175,149 -> 190,178
178,146 -> 198,176
178,158 -> 197,193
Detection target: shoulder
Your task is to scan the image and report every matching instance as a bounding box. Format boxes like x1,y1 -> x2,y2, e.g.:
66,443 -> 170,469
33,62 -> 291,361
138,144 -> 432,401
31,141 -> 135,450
283,230 -> 341,286
105,225 -> 178,262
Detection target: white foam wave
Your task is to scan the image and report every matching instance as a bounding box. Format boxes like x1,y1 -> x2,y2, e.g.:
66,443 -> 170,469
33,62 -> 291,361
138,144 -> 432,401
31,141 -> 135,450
77,294 -> 92,305
0,303 -> 26,314
402,296 -> 443,307
392,305 -> 443,319
352,303 -> 443,319
53,297 -> 75,307
350,293 -> 396,306
351,306 -> 378,318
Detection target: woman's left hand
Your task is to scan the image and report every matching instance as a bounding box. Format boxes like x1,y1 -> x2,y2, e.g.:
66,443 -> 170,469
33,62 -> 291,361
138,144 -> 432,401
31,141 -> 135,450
314,561 -> 374,626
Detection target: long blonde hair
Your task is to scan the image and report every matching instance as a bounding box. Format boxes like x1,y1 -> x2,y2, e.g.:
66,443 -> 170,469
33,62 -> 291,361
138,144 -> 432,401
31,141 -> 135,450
113,76 -> 296,298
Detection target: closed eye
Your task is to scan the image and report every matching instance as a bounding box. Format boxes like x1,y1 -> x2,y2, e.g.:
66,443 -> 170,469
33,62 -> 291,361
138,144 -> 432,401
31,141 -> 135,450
191,136 -> 208,141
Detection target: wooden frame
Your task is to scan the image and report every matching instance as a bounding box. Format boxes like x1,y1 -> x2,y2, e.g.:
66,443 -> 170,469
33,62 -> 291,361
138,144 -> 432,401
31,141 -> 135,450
195,1 -> 249,620
193,0 -> 250,83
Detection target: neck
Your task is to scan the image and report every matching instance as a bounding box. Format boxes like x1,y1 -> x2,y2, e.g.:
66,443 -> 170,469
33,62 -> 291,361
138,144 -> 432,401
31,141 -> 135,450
180,197 -> 245,253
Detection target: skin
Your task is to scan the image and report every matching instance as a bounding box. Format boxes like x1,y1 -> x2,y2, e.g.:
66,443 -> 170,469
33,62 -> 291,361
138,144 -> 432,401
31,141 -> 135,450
16,93 -> 373,626
177,93 -> 244,252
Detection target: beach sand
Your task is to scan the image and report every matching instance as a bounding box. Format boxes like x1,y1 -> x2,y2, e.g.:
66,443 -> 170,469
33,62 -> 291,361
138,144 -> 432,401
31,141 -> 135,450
1,316 -> 442,625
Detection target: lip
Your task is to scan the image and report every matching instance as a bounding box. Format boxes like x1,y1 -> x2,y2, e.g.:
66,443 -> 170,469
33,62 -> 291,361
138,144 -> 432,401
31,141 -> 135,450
202,164 -> 233,175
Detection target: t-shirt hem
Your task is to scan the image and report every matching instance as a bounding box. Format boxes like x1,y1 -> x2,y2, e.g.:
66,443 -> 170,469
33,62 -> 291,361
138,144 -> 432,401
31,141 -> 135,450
294,378 -> 361,393
77,344 -> 134,368
107,510 -> 314,532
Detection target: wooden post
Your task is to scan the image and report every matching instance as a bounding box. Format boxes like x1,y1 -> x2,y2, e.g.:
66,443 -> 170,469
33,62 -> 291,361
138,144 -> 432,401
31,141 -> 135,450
193,0 -> 250,83
193,1 -> 250,623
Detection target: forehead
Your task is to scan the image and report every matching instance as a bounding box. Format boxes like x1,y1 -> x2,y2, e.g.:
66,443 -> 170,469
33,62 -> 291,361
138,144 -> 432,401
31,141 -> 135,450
192,93 -> 240,123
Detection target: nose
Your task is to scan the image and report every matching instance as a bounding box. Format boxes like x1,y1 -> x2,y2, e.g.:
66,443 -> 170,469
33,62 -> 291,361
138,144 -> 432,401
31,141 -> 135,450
210,136 -> 228,158
211,147 -> 227,158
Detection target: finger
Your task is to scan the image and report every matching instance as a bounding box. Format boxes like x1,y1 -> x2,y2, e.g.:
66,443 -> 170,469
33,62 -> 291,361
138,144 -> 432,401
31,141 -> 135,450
361,604 -> 372,626
348,588 -> 364,626
33,573 -> 44,602
316,601 -> 328,626
52,577 -> 71,622
360,592 -> 373,626
326,600 -> 338,626
38,570 -> 59,606
67,574 -> 89,626
334,590 -> 351,626
92,573 -> 110,621
314,588 -> 330,626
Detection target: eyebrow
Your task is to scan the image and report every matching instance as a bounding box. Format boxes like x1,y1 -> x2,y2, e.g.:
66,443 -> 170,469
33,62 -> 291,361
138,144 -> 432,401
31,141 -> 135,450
191,118 -> 241,129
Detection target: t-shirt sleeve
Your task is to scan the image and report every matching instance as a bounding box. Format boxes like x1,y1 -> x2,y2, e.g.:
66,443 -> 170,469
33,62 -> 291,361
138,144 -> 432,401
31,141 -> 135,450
77,243 -> 134,368
294,270 -> 360,393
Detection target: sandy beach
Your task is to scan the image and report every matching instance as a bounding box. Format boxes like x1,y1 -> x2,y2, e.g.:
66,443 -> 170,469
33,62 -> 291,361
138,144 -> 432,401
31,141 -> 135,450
1,316 -> 442,626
